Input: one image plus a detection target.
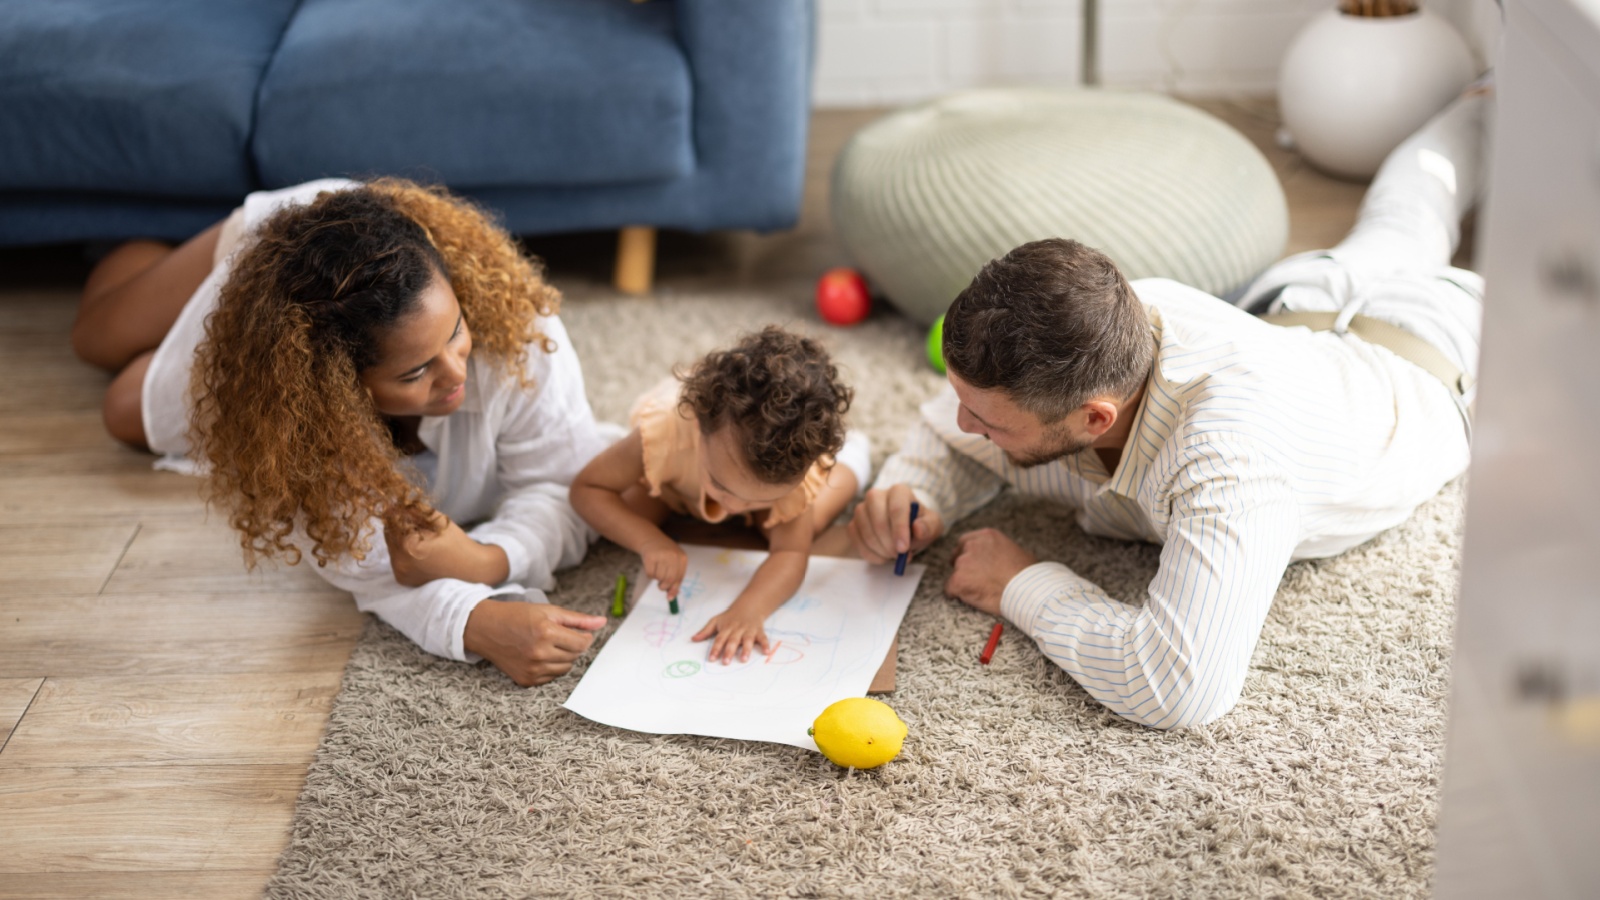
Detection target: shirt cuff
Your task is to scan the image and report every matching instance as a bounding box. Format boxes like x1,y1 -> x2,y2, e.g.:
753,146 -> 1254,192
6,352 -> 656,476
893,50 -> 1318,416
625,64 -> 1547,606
446,584 -> 499,663
1000,561 -> 1082,633
457,582 -> 538,663
475,531 -> 531,585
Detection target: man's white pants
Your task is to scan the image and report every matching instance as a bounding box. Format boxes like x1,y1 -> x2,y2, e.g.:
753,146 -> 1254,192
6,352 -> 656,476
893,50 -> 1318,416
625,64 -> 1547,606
1236,93 -> 1489,412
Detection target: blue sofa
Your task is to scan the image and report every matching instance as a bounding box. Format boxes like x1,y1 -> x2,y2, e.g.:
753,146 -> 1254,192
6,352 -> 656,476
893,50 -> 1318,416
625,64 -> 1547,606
0,0 -> 814,286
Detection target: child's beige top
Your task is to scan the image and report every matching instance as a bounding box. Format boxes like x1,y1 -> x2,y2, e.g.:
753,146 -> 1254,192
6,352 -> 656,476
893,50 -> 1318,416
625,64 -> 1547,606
629,379 -> 828,529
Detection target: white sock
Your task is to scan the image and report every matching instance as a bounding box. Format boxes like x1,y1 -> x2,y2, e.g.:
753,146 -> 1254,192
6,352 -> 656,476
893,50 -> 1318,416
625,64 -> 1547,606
835,430 -> 872,497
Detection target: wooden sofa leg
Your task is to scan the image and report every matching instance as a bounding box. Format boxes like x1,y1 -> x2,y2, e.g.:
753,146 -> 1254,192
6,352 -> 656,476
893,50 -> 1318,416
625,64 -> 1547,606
613,226 -> 656,295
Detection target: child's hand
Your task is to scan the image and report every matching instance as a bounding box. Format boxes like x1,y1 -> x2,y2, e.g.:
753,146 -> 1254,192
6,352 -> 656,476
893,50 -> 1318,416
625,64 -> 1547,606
640,538 -> 687,599
692,606 -> 770,665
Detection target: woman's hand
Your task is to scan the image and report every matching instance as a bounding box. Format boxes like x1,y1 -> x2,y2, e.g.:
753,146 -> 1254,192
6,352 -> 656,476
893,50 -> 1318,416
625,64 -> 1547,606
463,599 -> 607,686
386,512 -> 510,588
640,537 -> 688,599
691,604 -> 771,665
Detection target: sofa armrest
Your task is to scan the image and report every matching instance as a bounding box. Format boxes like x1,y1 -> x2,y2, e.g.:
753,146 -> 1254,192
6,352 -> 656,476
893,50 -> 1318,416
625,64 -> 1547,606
672,0 -> 815,231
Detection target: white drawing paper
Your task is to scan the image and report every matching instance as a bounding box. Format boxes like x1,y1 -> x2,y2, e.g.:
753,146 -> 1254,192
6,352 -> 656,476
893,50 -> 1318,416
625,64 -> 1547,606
564,544 -> 924,751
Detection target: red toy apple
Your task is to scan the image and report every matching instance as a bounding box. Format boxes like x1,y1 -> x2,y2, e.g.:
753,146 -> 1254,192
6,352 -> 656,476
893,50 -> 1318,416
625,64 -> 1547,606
815,267 -> 871,326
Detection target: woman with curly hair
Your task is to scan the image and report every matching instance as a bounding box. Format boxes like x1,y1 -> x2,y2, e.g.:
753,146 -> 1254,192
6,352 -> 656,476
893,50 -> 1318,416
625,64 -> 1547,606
570,327 -> 872,665
72,178 -> 609,686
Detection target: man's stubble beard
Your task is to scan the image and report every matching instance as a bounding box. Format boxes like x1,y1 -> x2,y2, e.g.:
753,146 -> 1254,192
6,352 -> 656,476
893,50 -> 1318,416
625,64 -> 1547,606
1003,421 -> 1094,469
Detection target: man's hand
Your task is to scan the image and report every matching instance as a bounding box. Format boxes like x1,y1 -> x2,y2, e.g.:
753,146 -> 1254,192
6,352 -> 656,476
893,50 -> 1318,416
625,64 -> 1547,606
462,599 -> 607,687
387,512 -> 510,588
944,528 -> 1037,616
847,484 -> 945,565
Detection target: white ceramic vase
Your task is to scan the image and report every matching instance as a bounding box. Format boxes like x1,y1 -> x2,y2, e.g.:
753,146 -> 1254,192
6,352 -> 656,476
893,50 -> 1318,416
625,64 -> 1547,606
1279,7 -> 1476,180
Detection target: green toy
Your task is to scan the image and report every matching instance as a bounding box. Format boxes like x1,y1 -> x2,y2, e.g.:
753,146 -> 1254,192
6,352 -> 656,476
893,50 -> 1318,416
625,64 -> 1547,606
926,314 -> 946,374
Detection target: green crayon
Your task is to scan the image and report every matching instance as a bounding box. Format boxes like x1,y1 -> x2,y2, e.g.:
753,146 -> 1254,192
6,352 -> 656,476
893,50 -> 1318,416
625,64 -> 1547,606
611,573 -> 627,617
669,596 -> 680,615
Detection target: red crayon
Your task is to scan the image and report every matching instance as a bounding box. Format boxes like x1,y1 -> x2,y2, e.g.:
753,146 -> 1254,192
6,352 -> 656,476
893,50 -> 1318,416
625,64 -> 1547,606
979,622 -> 1003,665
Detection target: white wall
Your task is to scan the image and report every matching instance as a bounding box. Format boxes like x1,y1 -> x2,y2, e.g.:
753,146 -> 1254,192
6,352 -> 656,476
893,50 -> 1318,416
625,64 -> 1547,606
814,0 -> 1502,107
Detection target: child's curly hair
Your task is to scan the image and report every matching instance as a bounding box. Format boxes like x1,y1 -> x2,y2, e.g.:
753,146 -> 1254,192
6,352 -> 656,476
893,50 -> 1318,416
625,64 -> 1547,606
189,177 -> 561,569
678,327 -> 853,485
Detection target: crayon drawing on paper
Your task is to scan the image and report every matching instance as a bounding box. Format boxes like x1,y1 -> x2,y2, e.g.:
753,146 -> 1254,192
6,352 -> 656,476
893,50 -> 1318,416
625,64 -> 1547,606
564,544 -> 923,751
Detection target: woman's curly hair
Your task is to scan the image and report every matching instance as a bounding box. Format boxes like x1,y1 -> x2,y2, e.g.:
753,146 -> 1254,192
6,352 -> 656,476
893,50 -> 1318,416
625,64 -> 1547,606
189,178 -> 561,568
679,326 -> 853,485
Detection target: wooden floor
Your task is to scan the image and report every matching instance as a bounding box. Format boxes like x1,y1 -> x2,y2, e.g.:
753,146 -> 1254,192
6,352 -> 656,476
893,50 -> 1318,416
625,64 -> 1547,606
0,99 -> 1377,899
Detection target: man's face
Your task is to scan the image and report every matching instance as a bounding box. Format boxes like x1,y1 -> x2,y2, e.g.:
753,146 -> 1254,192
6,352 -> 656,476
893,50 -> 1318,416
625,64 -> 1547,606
948,372 -> 1092,468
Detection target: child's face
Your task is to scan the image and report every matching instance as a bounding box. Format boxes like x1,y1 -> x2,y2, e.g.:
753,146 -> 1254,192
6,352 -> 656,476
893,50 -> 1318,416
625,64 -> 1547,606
700,425 -> 803,515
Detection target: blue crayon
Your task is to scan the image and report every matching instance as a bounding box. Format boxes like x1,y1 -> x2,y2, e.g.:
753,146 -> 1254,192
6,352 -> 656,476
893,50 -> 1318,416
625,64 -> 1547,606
894,501 -> 920,576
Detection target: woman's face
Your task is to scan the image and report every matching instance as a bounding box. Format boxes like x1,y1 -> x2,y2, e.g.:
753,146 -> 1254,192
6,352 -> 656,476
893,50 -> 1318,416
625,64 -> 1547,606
359,269 -> 473,418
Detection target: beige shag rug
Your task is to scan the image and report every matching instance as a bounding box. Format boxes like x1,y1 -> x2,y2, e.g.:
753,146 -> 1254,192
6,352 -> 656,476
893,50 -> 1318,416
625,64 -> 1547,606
266,286 -> 1463,899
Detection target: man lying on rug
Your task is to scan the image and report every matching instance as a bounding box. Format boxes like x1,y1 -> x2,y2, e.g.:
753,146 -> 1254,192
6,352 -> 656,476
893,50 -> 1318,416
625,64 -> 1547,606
848,92 -> 1487,729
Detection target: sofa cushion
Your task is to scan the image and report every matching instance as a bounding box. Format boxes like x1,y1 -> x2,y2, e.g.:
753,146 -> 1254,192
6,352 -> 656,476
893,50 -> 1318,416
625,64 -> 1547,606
254,0 -> 694,191
0,0 -> 299,197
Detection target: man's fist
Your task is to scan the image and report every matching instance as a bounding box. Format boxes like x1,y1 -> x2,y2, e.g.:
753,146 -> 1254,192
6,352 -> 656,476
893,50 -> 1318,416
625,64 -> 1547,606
944,528 -> 1037,616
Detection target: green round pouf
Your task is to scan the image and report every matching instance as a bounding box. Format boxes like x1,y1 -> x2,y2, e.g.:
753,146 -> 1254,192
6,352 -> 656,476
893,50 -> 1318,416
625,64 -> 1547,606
926,314 -> 945,374
831,89 -> 1289,326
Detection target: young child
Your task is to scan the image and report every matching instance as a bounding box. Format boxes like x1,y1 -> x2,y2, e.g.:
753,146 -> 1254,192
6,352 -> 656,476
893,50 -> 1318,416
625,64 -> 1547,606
571,326 -> 871,665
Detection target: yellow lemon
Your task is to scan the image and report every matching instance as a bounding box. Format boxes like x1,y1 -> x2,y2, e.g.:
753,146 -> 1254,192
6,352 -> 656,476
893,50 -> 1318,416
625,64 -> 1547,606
808,697 -> 907,769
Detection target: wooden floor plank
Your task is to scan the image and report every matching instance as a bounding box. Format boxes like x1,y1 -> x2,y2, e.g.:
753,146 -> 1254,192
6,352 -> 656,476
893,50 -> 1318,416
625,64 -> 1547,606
0,472 -> 206,523
0,288 -> 78,331
101,518 -> 332,596
0,678 -> 44,749
0,674 -> 343,769
0,765 -> 303,873
0,870 -> 275,900
0,347 -> 104,415
0,592 -> 362,679
0,523 -> 136,596
0,409 -> 110,454
0,450 -> 186,479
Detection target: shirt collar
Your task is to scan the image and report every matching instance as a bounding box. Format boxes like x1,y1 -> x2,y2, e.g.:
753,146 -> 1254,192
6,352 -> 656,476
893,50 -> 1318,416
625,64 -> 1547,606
1101,305 -> 1182,500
